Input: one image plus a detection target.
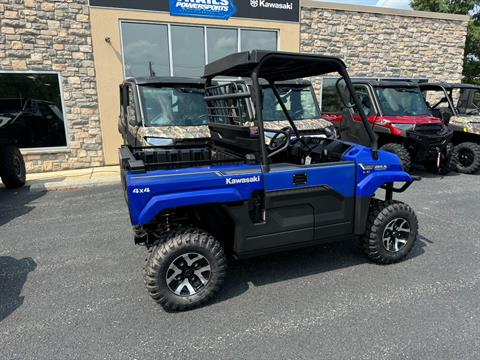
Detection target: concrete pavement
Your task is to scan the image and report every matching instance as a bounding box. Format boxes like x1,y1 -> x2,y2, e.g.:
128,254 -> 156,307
1,171 -> 480,359
25,166 -> 120,192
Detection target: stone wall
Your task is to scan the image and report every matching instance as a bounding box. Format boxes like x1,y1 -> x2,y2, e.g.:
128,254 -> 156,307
0,0 -> 103,173
301,5 -> 468,89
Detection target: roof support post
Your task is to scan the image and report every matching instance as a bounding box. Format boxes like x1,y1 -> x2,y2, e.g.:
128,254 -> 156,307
252,67 -> 270,172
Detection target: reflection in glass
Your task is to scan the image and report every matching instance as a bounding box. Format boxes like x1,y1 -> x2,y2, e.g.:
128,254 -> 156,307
241,29 -> 277,52
0,73 -> 66,148
171,26 -> 205,77
207,27 -> 237,62
122,22 -> 170,77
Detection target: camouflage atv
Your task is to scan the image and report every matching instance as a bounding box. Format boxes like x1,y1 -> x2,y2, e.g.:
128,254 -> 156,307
420,83 -> 480,174
118,77 -> 337,150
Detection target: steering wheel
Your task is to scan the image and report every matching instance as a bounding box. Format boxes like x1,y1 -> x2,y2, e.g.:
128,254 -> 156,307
268,126 -> 292,152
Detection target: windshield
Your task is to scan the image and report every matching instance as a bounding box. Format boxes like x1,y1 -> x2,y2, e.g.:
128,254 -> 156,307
139,85 -> 208,127
375,87 -> 429,116
262,85 -> 320,121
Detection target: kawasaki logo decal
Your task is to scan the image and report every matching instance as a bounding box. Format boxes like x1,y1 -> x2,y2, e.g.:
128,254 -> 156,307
225,176 -> 261,185
170,0 -> 237,20
250,0 -> 293,9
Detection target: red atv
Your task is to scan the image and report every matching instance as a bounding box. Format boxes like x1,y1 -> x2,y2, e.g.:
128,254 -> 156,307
322,80 -> 455,174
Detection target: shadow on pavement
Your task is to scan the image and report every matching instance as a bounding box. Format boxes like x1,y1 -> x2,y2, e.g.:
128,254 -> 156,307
214,235 -> 431,305
0,256 -> 37,322
0,187 -> 44,226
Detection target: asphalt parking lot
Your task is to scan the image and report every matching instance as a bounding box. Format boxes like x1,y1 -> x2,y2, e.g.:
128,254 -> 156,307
1,170 -> 480,360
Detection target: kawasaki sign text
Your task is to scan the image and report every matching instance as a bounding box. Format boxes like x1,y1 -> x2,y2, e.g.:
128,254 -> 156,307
170,0 -> 237,20
250,0 -> 293,10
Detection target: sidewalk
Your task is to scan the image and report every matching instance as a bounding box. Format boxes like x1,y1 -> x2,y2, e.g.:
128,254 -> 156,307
27,166 -> 121,192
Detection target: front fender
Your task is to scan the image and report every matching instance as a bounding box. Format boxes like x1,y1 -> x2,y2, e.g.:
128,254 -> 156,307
357,171 -> 413,197
135,188 -> 245,225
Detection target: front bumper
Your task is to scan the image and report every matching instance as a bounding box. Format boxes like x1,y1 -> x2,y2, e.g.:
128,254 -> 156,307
407,126 -> 453,162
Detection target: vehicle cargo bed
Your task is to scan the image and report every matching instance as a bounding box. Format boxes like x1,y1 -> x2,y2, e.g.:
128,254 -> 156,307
119,144 -> 245,173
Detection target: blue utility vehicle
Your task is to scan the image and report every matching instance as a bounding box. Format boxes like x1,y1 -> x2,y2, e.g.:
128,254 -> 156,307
120,51 -> 419,311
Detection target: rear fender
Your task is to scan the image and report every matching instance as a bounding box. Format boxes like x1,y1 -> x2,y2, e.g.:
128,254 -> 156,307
135,188 -> 245,225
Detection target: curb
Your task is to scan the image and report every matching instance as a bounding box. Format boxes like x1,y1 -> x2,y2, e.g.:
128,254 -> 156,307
29,178 -> 120,193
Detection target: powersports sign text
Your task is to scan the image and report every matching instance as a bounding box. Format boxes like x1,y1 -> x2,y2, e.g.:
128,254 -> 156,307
170,0 -> 236,20
88,0 -> 299,22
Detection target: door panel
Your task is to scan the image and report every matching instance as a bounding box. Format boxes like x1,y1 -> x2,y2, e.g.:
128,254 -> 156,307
264,162 -> 355,242
229,161 -> 356,256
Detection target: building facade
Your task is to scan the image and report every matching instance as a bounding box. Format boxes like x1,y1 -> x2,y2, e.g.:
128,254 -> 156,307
0,0 -> 469,173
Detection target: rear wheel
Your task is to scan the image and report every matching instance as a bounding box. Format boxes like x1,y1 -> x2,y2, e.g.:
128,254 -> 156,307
455,142 -> 480,174
380,143 -> 411,172
0,145 -> 26,188
361,200 -> 418,264
143,227 -> 226,312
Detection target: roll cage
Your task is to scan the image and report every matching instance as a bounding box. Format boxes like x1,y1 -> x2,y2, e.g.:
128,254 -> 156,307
203,51 -> 378,170
350,80 -> 427,117
419,83 -> 480,116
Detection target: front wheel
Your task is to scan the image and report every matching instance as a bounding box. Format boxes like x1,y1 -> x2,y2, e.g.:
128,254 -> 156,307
143,227 -> 226,312
0,145 -> 26,188
455,142 -> 480,174
361,200 -> 418,264
380,143 -> 411,172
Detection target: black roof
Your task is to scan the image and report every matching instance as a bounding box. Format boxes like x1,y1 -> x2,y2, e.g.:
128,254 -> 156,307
419,82 -> 480,91
353,79 -> 419,88
203,50 -> 347,81
125,76 -> 206,86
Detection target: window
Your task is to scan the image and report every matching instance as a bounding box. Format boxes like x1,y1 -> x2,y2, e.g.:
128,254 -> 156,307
0,73 -> 67,149
375,87 -> 429,116
207,27 -> 237,62
139,84 -> 208,127
171,26 -> 205,77
121,22 -> 278,78
320,78 -> 343,114
473,90 -> 480,108
262,85 -> 320,121
121,22 -> 170,78
353,85 -> 374,116
320,77 -> 429,113
241,29 -> 277,52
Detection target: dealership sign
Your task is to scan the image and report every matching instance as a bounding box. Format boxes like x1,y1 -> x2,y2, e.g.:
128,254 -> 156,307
89,0 -> 299,22
169,0 -> 236,20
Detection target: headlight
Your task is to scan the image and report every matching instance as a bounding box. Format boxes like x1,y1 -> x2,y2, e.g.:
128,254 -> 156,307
390,123 -> 416,131
144,137 -> 174,146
